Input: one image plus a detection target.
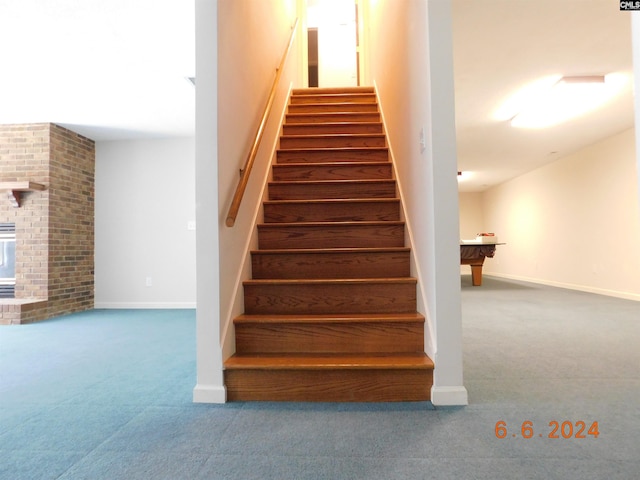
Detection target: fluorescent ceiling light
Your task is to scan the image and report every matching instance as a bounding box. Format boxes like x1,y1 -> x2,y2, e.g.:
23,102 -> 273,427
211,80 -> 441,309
494,73 -> 628,129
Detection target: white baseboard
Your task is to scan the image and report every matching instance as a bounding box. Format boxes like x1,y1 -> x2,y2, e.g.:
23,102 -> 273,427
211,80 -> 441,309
431,385 -> 468,406
484,272 -> 640,302
193,384 -> 227,403
94,302 -> 196,309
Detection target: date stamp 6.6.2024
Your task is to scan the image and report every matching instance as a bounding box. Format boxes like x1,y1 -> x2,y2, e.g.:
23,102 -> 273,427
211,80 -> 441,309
495,420 -> 599,439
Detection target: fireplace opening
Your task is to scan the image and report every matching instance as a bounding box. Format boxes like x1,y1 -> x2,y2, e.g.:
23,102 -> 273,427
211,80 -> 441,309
0,223 -> 16,298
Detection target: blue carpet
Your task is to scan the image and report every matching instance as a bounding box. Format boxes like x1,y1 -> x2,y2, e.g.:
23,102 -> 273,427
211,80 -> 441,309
0,281 -> 639,479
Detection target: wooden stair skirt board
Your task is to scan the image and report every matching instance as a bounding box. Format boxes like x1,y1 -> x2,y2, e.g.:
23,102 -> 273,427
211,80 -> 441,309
224,86 -> 433,402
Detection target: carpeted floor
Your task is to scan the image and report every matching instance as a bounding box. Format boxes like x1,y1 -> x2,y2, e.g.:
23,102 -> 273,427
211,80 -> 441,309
0,275 -> 638,479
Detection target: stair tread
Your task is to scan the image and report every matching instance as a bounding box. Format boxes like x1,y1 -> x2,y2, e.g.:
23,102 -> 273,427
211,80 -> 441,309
225,353 -> 434,370
244,277 -> 416,286
291,93 -> 376,99
289,101 -> 376,107
251,246 -> 409,254
259,220 -> 403,227
277,146 -> 388,153
283,121 -> 383,127
264,198 -> 398,204
287,111 -> 378,116
235,312 -> 425,324
286,113 -> 380,122
273,161 -> 389,168
292,87 -> 375,94
269,179 -> 395,185
281,133 -> 385,139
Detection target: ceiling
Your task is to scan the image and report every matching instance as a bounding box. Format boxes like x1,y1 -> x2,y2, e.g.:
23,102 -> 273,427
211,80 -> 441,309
0,1 -> 634,192
452,0 -> 635,192
0,0 -> 195,141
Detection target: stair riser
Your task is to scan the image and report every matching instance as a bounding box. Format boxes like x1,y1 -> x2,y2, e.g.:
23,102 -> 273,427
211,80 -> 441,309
288,103 -> 378,114
251,250 -> 410,279
243,281 -> 416,315
263,200 -> 400,223
286,113 -> 381,124
272,163 -> 392,182
280,135 -> 385,149
268,182 -> 396,200
257,224 -> 405,249
277,148 -> 388,164
235,322 -> 424,354
290,94 -> 377,104
224,368 -> 432,402
283,123 -> 383,135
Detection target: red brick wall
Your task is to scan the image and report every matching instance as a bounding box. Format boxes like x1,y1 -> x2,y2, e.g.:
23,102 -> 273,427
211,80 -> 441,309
0,123 -> 94,324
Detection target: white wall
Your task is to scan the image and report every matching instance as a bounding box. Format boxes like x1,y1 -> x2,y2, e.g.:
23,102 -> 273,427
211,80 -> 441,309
458,192 -> 484,240
95,137 -> 196,308
365,0 -> 466,405
480,128 -> 640,301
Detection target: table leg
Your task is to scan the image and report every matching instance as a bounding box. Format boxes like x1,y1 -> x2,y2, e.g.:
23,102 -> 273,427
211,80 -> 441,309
470,264 -> 483,286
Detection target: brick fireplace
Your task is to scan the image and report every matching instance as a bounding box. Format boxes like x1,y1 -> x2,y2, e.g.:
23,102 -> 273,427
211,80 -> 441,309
0,124 -> 94,325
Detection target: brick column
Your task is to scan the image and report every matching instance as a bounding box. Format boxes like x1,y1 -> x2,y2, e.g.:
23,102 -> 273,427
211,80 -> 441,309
0,123 -> 95,324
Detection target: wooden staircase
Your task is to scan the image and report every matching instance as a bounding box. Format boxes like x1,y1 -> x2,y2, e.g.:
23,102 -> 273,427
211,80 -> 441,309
224,86 -> 434,402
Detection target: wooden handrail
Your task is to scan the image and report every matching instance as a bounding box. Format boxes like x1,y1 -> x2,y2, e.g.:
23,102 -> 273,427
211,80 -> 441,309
225,18 -> 299,227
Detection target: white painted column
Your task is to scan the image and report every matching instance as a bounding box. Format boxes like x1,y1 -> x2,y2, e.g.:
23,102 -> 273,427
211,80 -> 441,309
193,0 -> 225,403
426,0 -> 467,406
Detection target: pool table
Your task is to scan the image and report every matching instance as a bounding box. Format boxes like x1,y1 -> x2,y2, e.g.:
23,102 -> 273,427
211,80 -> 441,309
460,244 -> 499,286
